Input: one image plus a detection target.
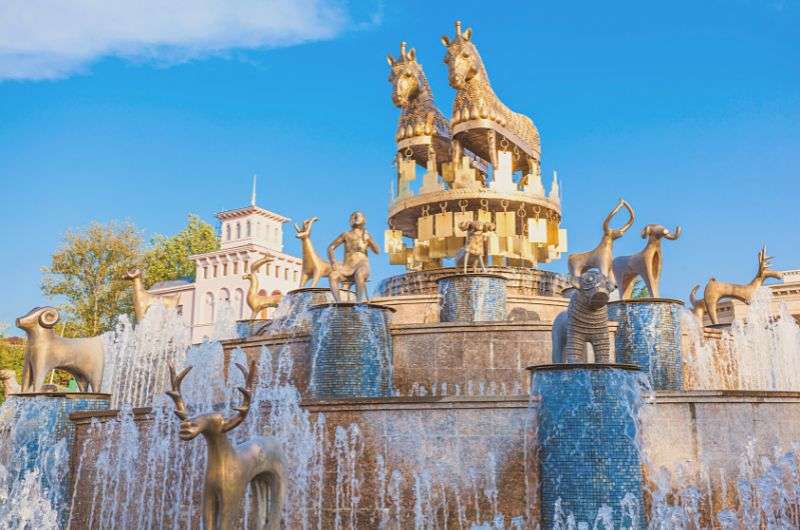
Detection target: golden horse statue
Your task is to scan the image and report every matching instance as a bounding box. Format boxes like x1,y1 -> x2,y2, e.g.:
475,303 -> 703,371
388,41 -> 451,172
441,21 -> 541,175
125,268 -> 181,321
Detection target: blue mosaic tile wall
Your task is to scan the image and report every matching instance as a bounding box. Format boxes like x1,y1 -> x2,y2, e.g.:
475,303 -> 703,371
3,394 -> 110,525
437,273 -> 507,323
531,365 -> 645,528
309,303 -> 394,399
608,300 -> 684,390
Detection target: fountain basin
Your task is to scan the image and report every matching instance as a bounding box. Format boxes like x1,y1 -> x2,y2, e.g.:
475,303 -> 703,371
308,302 -> 395,399
437,273 -> 508,323
609,298 -> 685,390
1,392 -> 110,526
528,363 -> 645,528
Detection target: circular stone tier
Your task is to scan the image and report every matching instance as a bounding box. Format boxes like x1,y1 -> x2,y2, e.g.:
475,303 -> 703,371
387,188 -> 561,236
437,273 -> 508,323
378,266 -> 568,298
308,303 -> 395,399
608,298 -> 685,391
528,363 -> 645,529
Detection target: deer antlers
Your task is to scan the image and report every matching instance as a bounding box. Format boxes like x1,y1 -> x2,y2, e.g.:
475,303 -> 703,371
167,363 -> 192,421
758,245 -> 773,271
166,360 -> 258,433
222,361 -> 258,433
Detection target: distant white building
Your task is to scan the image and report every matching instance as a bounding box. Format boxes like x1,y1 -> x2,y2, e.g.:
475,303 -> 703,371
149,191 -> 302,343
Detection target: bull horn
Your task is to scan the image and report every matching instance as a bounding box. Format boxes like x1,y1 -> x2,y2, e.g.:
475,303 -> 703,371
664,226 -> 681,240
39,307 -> 60,328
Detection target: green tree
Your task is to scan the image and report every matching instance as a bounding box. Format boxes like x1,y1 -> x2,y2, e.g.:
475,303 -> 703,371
631,278 -> 651,299
0,337 -> 25,402
143,214 -> 218,288
41,221 -> 143,336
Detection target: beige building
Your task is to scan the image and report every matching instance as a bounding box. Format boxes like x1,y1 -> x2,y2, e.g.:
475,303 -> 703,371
149,197 -> 302,343
712,269 -> 800,325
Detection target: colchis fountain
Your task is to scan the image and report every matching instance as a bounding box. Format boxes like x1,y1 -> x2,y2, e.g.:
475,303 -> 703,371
2,20 -> 800,530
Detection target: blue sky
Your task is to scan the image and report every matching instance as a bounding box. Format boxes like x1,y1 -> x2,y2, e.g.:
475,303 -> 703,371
1,1 -> 798,332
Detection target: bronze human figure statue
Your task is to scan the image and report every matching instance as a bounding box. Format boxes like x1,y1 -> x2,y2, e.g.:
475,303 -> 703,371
701,245 -> 782,325
167,360 -> 286,530
612,224 -> 681,298
567,199 -> 634,283
551,271 -> 616,364
16,307 -> 104,392
459,220 -> 495,273
327,211 -> 380,303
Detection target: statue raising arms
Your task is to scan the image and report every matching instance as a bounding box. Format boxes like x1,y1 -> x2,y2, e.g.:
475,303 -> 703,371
328,211 -> 380,303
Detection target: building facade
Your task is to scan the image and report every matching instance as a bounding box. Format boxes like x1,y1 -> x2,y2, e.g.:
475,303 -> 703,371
149,200 -> 302,343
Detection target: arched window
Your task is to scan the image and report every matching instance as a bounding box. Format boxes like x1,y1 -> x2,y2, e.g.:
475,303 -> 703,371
204,292 -> 215,323
226,224 -> 231,241
219,288 -> 230,302
236,223 -> 241,239
246,220 -> 252,237
233,288 -> 244,318
274,227 -> 279,241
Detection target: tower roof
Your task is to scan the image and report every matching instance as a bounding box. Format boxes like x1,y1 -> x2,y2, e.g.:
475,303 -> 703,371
215,204 -> 289,224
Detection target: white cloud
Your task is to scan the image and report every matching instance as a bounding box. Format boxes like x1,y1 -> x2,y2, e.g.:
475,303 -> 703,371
0,0 -> 350,80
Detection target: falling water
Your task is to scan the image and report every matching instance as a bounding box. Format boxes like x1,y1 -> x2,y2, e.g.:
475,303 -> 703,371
0,398 -> 71,530
683,288 -> 800,391
102,303 -> 190,408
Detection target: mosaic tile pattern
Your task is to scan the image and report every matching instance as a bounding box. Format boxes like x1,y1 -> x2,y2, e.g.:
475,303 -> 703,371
309,303 -> 394,398
437,273 -> 508,323
609,300 -> 684,390
531,365 -> 645,528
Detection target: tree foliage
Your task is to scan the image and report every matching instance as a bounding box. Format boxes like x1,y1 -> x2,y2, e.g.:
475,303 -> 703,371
41,222 -> 142,336
143,214 -> 218,288
631,278 -> 651,299
0,338 -> 25,402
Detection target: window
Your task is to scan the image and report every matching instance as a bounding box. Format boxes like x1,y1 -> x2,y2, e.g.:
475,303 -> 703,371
233,262 -> 238,275
203,267 -> 208,279
236,223 -> 241,239
233,288 -> 244,318
293,270 -> 298,282
284,268 -> 288,280
223,264 -> 228,276
220,288 -> 230,302
204,292 -> 215,323
246,220 -> 252,237
176,305 -> 183,316
226,224 -> 231,241
275,266 -> 280,278
213,265 -> 218,278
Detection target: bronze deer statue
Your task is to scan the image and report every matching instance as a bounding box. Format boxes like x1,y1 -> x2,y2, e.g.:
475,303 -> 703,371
167,360 -> 286,530
567,199 -> 635,283
702,245 -> 782,325
125,268 -> 181,321
294,217 -> 332,288
612,224 -> 681,298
